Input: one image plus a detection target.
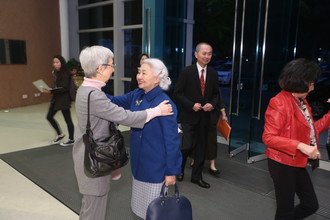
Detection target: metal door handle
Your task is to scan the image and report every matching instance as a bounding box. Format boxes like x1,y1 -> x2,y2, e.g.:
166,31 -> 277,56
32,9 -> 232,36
238,83 -> 243,90
253,0 -> 269,120
146,8 -> 151,56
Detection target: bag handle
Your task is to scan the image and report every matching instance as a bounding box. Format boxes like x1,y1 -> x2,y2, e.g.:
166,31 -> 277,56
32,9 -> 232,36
86,90 -> 95,131
160,183 -> 180,198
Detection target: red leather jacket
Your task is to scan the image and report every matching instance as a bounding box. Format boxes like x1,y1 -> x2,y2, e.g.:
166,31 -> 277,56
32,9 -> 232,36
263,90 -> 330,167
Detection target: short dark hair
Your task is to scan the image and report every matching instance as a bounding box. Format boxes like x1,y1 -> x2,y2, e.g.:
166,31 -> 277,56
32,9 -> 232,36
278,58 -> 321,93
138,53 -> 149,62
195,42 -> 212,52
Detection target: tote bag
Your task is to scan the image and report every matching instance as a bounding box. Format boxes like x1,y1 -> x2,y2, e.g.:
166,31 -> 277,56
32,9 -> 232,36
146,183 -> 192,220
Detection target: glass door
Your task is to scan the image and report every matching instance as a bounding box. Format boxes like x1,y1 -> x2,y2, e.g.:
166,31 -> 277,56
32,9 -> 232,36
229,0 -> 267,161
229,0 -> 300,163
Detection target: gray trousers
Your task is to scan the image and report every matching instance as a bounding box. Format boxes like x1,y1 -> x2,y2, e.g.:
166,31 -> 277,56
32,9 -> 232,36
80,193 -> 108,220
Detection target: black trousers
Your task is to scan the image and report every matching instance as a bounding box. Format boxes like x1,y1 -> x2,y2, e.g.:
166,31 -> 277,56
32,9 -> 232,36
181,120 -> 209,181
46,102 -> 74,140
205,125 -> 217,160
268,159 -> 319,220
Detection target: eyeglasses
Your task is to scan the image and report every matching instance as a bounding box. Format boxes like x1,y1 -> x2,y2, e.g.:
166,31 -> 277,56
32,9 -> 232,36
102,63 -> 116,69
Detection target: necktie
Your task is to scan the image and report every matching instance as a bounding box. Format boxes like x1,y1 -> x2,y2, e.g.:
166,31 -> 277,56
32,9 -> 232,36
200,69 -> 205,96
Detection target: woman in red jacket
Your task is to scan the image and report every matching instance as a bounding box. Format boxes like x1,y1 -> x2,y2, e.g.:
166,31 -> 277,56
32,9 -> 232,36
263,58 -> 330,220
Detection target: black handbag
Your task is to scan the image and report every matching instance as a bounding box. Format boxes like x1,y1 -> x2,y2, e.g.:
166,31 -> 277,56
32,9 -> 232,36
146,183 -> 193,220
83,90 -> 129,178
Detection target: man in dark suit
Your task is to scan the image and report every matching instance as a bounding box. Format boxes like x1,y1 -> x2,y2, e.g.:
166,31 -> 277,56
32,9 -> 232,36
173,42 -> 220,188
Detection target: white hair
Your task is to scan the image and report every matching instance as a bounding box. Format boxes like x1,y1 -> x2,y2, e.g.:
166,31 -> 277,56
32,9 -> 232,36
79,46 -> 114,78
141,58 -> 171,90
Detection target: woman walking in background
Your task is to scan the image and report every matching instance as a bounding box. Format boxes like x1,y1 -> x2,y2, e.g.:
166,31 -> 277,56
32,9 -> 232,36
263,58 -> 330,219
43,55 -> 75,146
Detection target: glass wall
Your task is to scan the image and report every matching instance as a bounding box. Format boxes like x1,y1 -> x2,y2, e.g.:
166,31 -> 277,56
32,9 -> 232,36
124,28 -> 142,91
123,0 -> 143,93
79,31 -> 114,51
163,0 -> 187,96
124,0 -> 142,25
227,0 -> 330,162
77,0 -> 143,95
78,0 -> 108,6
79,5 -> 113,29
74,0 -> 330,160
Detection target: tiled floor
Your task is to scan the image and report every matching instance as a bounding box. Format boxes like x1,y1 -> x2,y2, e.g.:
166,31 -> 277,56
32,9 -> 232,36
0,102 -> 131,220
0,103 -> 329,220
0,103 -> 79,220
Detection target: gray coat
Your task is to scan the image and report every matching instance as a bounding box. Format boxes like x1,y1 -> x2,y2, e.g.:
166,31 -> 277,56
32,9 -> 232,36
72,85 -> 147,196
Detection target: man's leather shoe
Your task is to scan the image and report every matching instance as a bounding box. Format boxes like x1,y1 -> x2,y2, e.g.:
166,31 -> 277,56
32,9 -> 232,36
191,179 -> 210,189
209,168 -> 221,178
177,173 -> 184,182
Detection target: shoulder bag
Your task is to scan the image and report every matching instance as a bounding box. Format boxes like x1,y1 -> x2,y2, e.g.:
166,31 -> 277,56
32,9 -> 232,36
83,90 -> 129,178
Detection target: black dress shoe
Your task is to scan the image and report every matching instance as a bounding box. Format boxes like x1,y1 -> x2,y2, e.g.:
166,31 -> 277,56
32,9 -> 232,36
191,179 -> 210,189
177,173 -> 184,182
209,168 -> 221,178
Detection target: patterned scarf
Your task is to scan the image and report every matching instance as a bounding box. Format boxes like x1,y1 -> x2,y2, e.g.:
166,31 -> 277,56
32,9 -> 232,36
296,97 -> 317,147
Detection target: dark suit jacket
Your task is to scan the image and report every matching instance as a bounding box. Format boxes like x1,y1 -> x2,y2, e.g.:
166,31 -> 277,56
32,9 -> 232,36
174,64 -> 220,125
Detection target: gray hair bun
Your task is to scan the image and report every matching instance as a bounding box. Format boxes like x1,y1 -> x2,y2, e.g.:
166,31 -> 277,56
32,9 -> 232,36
141,58 -> 172,90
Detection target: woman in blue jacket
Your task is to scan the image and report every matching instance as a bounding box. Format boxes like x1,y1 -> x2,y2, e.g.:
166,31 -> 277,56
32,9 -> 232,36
109,58 -> 182,219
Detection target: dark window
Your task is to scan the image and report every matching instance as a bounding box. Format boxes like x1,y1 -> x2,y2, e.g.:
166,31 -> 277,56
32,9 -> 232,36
163,0 -> 187,93
124,0 -> 142,25
78,0 -> 107,6
79,5 -> 113,29
79,31 -> 113,51
101,80 -> 114,95
0,39 -> 27,64
124,29 -> 142,78
166,0 -> 187,19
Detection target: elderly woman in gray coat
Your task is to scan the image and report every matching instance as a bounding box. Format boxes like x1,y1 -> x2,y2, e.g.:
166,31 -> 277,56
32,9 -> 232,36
73,45 -> 173,220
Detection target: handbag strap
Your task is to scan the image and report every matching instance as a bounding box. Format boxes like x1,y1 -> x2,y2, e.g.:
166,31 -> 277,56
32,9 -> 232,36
160,183 -> 180,198
86,90 -> 95,131
86,90 -> 117,134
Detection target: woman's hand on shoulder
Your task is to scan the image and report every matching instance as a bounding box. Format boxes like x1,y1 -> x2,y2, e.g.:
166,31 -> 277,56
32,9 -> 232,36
164,175 -> 176,186
158,100 -> 173,116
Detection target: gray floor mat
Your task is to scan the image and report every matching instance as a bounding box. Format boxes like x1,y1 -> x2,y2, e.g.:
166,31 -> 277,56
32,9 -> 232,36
1,132 -> 329,219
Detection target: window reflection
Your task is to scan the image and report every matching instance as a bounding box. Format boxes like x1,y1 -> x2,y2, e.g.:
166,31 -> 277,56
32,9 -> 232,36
78,0 -> 107,6
79,31 -> 114,51
124,0 -> 142,25
79,5 -> 113,29
77,0 -> 143,95
124,29 -> 142,78
166,0 -> 186,18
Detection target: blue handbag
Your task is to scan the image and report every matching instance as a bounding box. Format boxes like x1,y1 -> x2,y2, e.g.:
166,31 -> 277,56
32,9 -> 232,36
146,183 -> 192,220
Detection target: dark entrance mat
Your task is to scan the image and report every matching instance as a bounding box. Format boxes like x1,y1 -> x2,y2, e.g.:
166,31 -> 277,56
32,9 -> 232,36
1,132 -> 330,219
1,144 -> 82,213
